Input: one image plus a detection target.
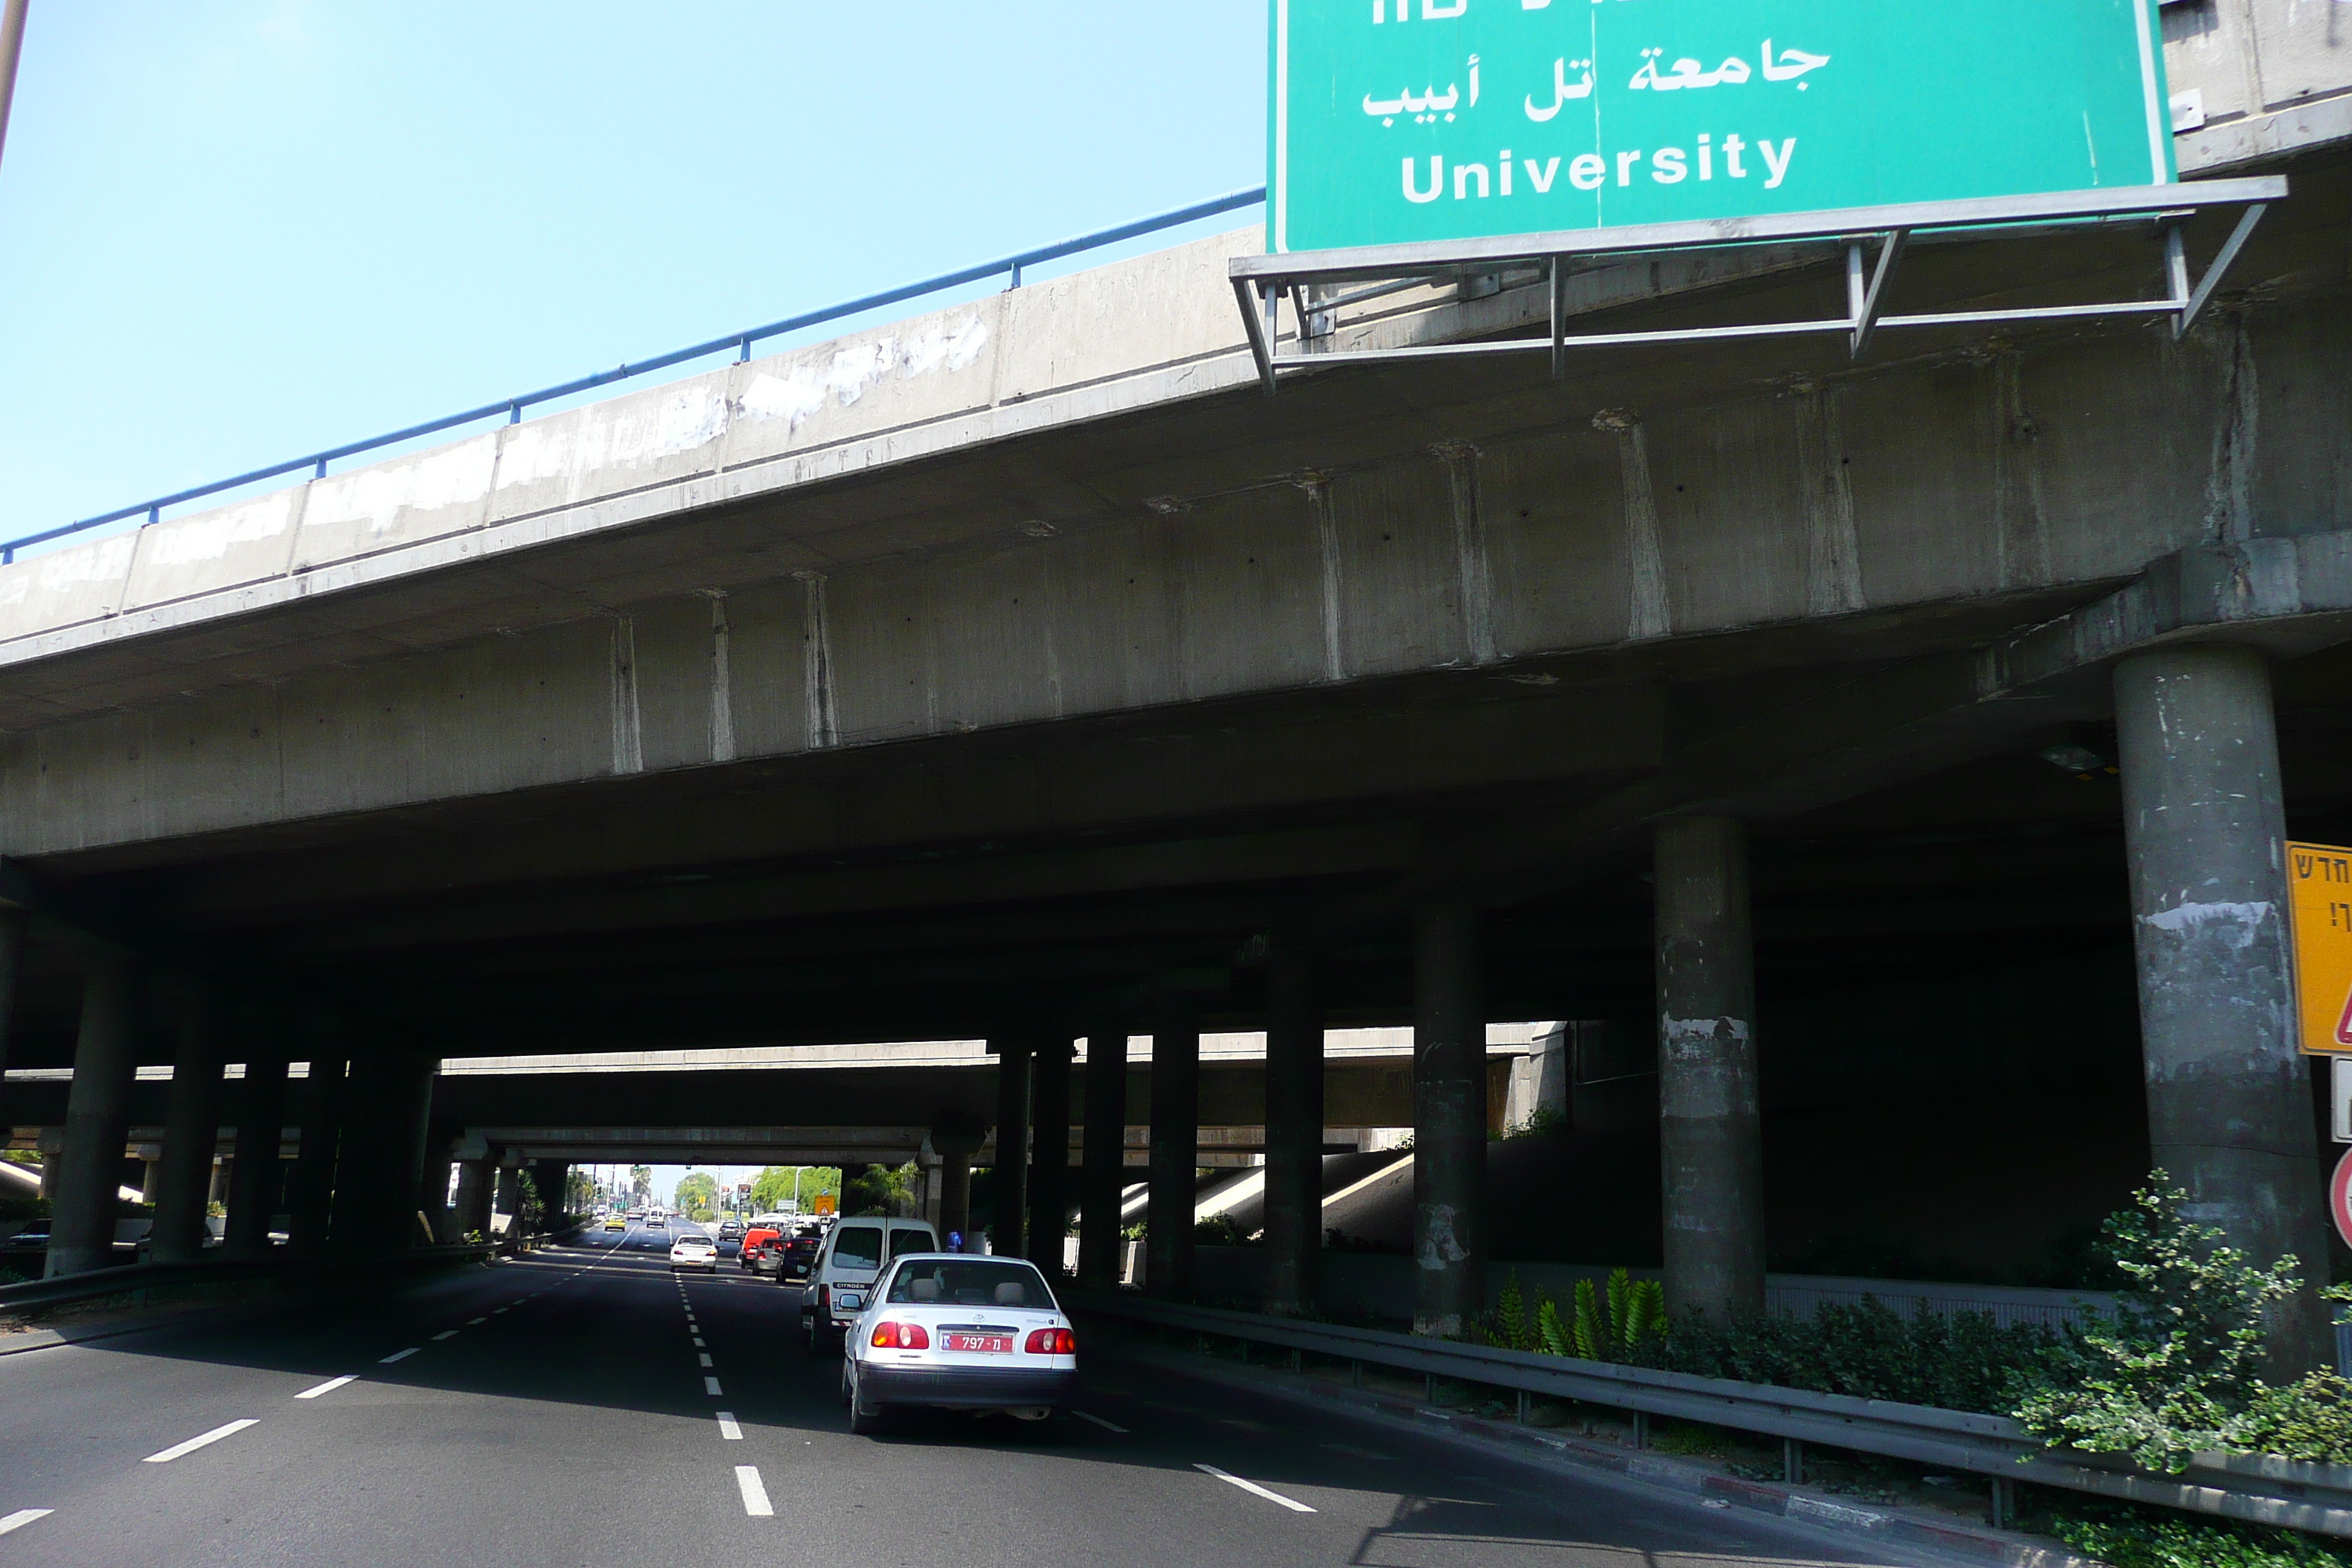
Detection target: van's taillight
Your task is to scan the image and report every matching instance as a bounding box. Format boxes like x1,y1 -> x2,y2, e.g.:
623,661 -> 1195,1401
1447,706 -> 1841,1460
1024,1327 -> 1075,1355
872,1322 -> 930,1349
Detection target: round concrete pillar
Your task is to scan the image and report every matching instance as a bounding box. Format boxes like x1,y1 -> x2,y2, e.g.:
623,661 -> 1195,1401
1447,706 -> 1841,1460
1028,1039 -> 1074,1275
2116,642 -> 2332,1371
1413,904 -> 1485,1338
1655,815 -> 1767,1325
150,987 -> 226,1264
1077,1029 -> 1128,1286
990,1039 -> 1033,1256
48,951 -> 140,1278
1263,943 -> 1324,1318
1145,1000 -> 1200,1300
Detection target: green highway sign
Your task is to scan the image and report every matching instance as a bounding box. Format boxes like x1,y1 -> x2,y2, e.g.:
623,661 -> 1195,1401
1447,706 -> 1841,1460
1268,0 -> 2176,254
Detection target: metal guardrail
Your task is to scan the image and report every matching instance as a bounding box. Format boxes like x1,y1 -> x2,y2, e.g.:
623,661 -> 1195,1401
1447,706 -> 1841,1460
0,1243 -> 494,1315
0,188 -> 1267,565
1075,1291 -> 2352,1539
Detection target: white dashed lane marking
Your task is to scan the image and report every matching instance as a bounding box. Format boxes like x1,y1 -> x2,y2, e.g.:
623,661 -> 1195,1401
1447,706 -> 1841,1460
734,1465 -> 774,1517
704,1376 -> 723,1396
717,1411 -> 743,1441
1194,1464 -> 1317,1514
0,1510 -> 51,1537
698,1353 -> 713,1368
379,1348 -> 421,1365
145,1420 -> 260,1464
295,1376 -> 356,1400
431,1330 -> 459,1341
1072,1411 -> 1128,1433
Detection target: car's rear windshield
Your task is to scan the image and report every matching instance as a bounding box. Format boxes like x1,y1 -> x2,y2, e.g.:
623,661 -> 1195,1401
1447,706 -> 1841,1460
884,1259 -> 1057,1309
830,1225 -> 883,1267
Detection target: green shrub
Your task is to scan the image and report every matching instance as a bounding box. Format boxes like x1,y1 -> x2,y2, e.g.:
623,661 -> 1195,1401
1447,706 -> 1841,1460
1643,1296 -> 2064,1414
2048,1506 -> 2352,1568
2013,1175 -> 2302,1472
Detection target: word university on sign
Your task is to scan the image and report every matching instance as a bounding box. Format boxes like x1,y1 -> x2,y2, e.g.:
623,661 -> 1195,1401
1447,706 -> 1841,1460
2286,840 -> 2352,1056
1267,0 -> 2176,254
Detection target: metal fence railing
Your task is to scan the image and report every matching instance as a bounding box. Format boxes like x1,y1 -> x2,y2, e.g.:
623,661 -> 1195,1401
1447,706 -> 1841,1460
1,187 -> 1267,566
1076,1291 -> 2352,1539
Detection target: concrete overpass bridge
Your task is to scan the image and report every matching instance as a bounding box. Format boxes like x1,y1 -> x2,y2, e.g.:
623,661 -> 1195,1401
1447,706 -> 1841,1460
4,17 -> 2351,1362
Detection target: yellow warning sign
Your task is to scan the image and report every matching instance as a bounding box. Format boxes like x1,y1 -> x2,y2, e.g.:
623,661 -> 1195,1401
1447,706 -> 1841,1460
812,1193 -> 837,1217
2287,840 -> 2352,1055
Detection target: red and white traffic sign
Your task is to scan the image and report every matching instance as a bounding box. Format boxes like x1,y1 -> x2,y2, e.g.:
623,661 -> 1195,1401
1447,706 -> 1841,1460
2330,1147 -> 2352,1252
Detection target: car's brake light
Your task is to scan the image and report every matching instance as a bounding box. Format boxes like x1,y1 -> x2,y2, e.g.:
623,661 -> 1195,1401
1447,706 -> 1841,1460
1023,1327 -> 1075,1356
872,1322 -> 931,1349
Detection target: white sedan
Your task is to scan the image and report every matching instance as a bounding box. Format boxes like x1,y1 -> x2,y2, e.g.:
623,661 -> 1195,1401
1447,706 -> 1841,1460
668,1232 -> 719,1272
840,1254 -> 1077,1435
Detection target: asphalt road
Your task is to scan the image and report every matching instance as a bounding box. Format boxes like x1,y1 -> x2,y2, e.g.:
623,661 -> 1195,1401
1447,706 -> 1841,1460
0,1224 -> 1942,1567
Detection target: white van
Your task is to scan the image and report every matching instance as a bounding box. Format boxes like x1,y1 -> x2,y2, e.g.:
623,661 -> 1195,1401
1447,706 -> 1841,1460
802,1217 -> 938,1350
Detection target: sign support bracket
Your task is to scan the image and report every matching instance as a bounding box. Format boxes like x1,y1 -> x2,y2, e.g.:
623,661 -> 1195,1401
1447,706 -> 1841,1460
1230,179 -> 2285,393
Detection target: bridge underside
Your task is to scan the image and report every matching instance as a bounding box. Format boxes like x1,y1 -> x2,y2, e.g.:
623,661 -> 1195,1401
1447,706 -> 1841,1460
4,147 -> 2351,1292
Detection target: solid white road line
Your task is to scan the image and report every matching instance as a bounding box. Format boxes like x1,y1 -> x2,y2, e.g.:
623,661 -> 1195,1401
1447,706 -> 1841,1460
379,1348 -> 421,1364
145,1419 -> 260,1464
431,1330 -> 458,1341
734,1465 -> 774,1518
698,1353 -> 713,1368
294,1376 -> 357,1400
716,1411 -> 744,1441
704,1376 -> 723,1395
1194,1464 -> 1317,1513
1071,1410 -> 1129,1433
0,1509 -> 52,1536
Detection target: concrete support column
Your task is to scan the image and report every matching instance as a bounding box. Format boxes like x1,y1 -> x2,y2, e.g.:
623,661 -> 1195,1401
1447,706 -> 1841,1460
0,908 -> 23,1128
1077,1028 -> 1129,1288
1146,1000 -> 1200,1301
48,951 -> 140,1278
137,1150 -> 162,1205
1263,944 -> 1324,1317
451,1160 -> 489,1240
37,1134 -> 61,1201
1655,815 -> 1767,1324
327,1049 -> 434,1248
2116,644 -> 2332,1371
931,1125 -> 982,1248
1412,904 -> 1486,1338
151,987 -> 227,1264
1028,1038 -> 1074,1275
224,1046 -> 290,1260
287,1049 -> 345,1251
421,1138 -> 458,1243
530,1159 -> 568,1230
990,1039 -> 1033,1256
494,1164 -> 521,1235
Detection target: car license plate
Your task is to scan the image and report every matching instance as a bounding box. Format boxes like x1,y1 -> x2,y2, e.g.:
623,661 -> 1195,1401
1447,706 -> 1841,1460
945,1333 -> 1012,1354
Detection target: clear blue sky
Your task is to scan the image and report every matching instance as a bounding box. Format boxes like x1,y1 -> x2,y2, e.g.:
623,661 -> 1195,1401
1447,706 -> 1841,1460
0,2 -> 1264,545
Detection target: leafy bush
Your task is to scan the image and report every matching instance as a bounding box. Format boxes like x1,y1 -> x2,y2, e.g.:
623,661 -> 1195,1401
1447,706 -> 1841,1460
2233,1373 -> 2352,1464
1196,1215 -> 1256,1246
2013,1175 -> 2304,1471
2048,1506 -> 2352,1568
1481,1271 -> 2059,1413
1648,1296 -> 2064,1414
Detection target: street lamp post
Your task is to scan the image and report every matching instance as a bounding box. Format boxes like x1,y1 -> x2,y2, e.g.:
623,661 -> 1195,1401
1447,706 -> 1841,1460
0,0 -> 29,177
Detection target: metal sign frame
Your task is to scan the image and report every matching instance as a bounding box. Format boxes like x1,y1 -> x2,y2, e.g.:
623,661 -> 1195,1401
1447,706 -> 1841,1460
1228,177 -> 2284,396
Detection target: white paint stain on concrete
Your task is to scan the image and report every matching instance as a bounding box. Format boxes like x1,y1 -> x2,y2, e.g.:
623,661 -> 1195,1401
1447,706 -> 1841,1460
2141,899 -> 2274,949
305,440 -> 494,539
0,533 -> 137,611
737,315 -> 990,434
146,494 -> 297,566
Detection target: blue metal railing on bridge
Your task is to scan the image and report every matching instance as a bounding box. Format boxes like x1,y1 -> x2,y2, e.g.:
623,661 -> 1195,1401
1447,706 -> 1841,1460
1,186 -> 1267,566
